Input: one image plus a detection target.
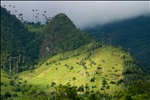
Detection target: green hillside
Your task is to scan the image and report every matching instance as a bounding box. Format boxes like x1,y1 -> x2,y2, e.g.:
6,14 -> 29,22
1,69 -> 23,100
1,43 -> 149,99
16,42 -> 145,99
20,42 -> 124,92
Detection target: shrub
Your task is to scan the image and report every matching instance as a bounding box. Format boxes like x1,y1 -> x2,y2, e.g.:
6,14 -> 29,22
12,93 -> 18,97
110,81 -> 116,84
14,87 -> 22,92
24,80 -> 27,83
120,94 -> 133,100
19,78 -> 23,80
0,82 -> 4,85
45,62 -> 49,65
88,93 -> 98,100
10,80 -> 15,86
4,92 -> 11,99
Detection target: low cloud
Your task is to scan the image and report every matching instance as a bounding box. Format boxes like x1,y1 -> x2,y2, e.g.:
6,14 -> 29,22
1,1 -> 149,29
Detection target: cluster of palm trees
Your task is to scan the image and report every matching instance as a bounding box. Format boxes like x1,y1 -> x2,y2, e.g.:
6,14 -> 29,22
32,9 -> 40,24
3,4 -> 16,15
3,4 -> 51,24
3,4 -> 24,22
32,9 -> 51,24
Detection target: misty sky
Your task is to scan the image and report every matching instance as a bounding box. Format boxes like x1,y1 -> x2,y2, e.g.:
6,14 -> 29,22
1,1 -> 150,29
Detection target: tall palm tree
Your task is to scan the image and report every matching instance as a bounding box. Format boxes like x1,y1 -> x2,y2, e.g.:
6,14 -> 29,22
18,13 -> 23,22
15,10 -> 17,16
6,53 -> 12,74
44,11 -> 47,24
9,5 -> 11,14
35,9 -> 38,23
85,83 -> 89,95
113,33 -> 116,46
32,9 -> 35,23
13,6 -> 15,15
37,13 -> 39,23
72,77 -> 76,86
21,16 -> 23,22
108,33 -> 112,53
101,79 -> 110,100
101,32 -> 105,47
43,14 -> 45,24
90,77 -> 95,91
35,16 -> 37,23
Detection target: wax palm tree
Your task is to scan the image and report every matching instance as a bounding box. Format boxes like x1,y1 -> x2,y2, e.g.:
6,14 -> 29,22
18,13 -> 23,22
13,6 -> 15,14
43,14 -> 45,24
37,13 -> 39,23
21,16 -> 23,22
44,11 -> 47,24
15,10 -> 17,16
101,79 -> 110,100
85,83 -> 89,95
36,9 -> 38,13
113,32 -> 116,46
35,9 -> 38,23
90,77 -> 96,91
44,10 -> 46,14
101,32 -> 105,47
108,33 -> 112,53
35,16 -> 37,23
6,53 -> 12,74
72,77 -> 76,86
9,5 -> 11,14
32,9 -> 35,23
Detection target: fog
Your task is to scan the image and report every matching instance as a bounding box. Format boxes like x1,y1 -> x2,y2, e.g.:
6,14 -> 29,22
1,1 -> 149,29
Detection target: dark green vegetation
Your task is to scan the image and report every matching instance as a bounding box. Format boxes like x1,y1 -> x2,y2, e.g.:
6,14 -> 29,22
1,6 -> 43,73
84,15 -> 150,74
39,13 -> 95,60
1,6 -> 150,100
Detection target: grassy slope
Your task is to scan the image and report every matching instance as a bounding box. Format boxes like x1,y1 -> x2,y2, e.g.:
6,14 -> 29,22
19,42 -> 127,95
24,24 -> 45,34
1,69 -> 12,94
1,69 -> 23,99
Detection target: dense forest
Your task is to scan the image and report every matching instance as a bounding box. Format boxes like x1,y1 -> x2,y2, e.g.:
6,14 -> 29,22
1,6 -> 42,73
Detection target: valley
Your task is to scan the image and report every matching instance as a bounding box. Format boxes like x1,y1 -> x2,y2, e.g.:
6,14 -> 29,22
1,5 -> 150,100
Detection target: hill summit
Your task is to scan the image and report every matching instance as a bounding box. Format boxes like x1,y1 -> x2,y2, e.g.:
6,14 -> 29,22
39,13 -> 95,60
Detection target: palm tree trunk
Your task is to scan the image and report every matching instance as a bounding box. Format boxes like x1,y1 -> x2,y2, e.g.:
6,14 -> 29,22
9,56 -> 12,74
